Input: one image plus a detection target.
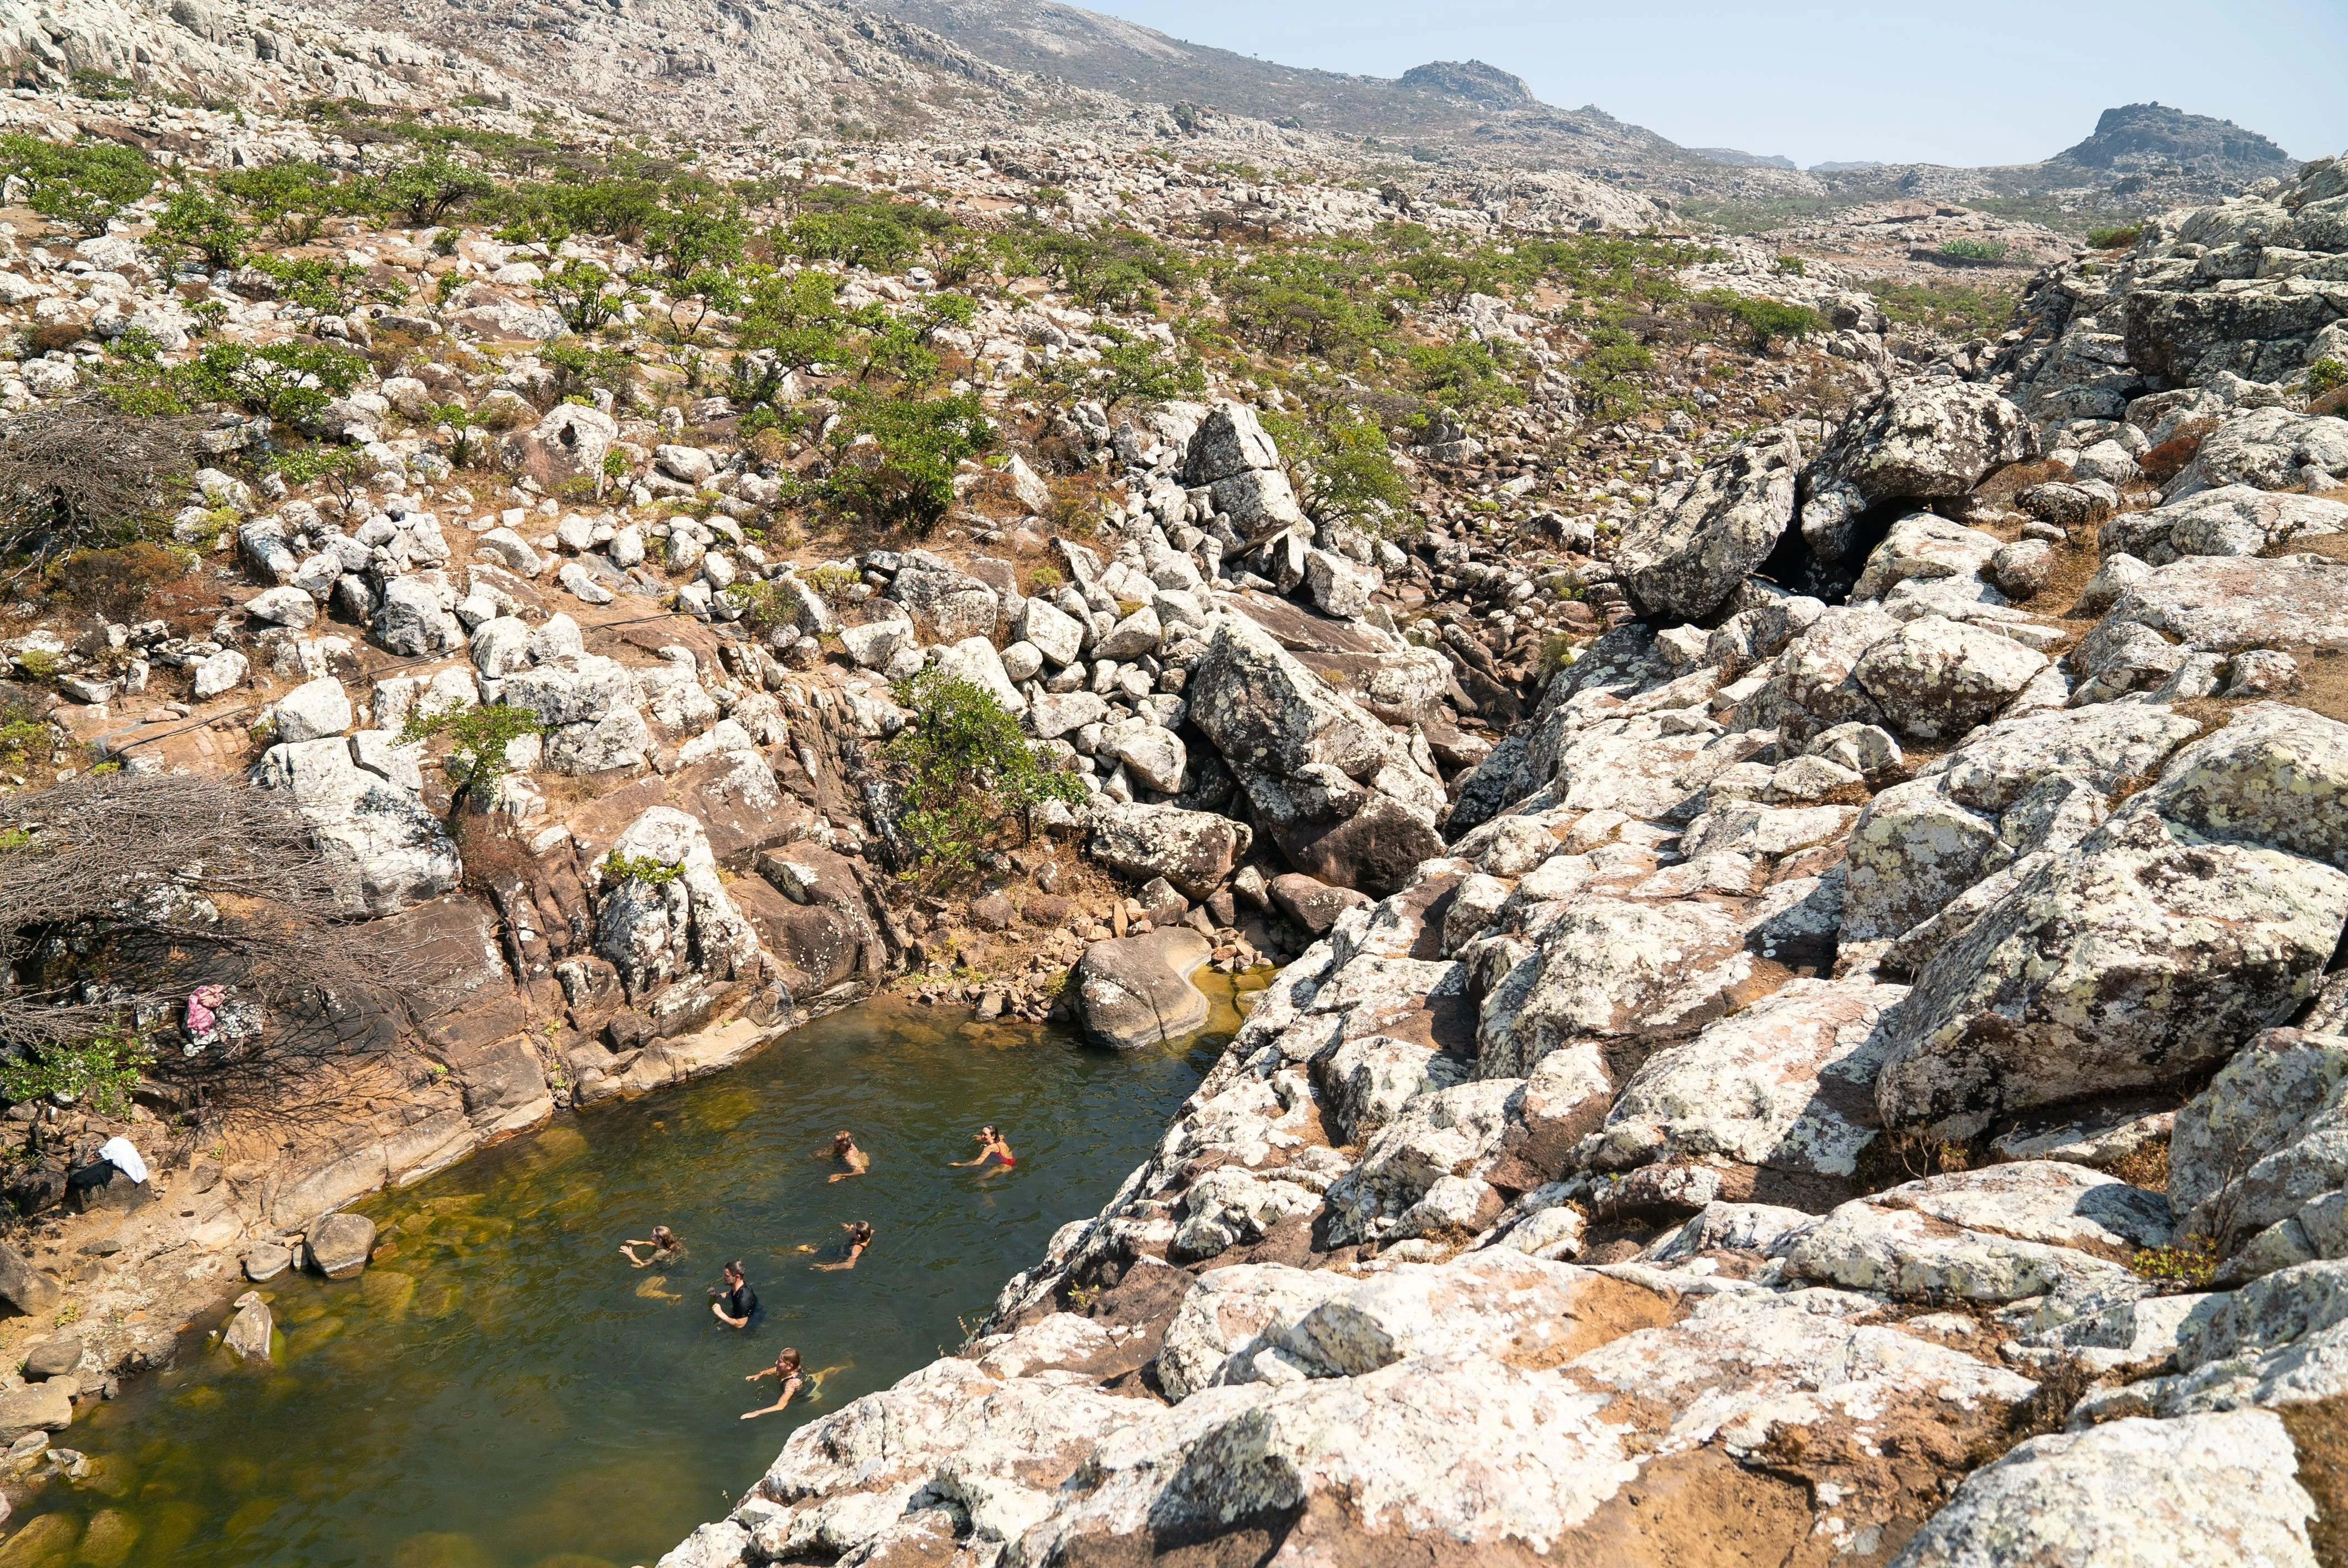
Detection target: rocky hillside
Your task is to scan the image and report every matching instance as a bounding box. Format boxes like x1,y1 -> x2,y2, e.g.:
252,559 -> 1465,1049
659,151 -> 2348,1568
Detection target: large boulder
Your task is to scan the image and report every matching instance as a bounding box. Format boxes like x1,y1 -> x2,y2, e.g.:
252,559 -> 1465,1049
595,807 -> 763,999
1185,615 -> 1445,896
1579,977 -> 1907,1179
2100,484 -> 2348,566
2168,1029 -> 2348,1281
2100,555 -> 2348,654
2139,703 -> 2348,873
255,735 -> 460,916
511,403 -> 618,492
1890,1411 -> 2325,1568
1851,615 -> 2047,739
0,1242 -> 60,1316
1616,424 -> 1801,622
2166,406 -> 2348,497
1181,400 -> 1282,484
1072,929 -> 1212,1050
1875,809 -> 2348,1137
306,1211 -> 377,1279
1088,803 -> 1250,900
1802,382 -> 2033,565
888,552 -> 1000,641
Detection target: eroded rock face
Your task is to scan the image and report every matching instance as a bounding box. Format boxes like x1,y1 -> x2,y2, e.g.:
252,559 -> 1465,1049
255,734 -> 459,916
595,807 -> 763,1000
1072,929 -> 1211,1049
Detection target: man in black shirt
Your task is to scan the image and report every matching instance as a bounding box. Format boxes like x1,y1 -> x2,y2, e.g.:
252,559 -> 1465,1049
710,1260 -> 758,1328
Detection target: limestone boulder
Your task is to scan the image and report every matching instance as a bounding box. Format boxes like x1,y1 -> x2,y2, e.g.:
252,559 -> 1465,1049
1185,615 -> 1444,895
2168,1029 -> 2348,1280
1851,615 -> 2047,739
1579,978 -> 1907,1178
2101,483 -> 2348,566
595,807 -> 763,999
888,553 -> 1000,641
1889,1411 -> 2324,1568
255,736 -> 460,916
512,403 -> 617,493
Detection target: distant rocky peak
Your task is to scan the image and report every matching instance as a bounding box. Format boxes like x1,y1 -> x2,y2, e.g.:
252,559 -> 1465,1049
1395,59 -> 1535,109
2053,101 -> 2294,172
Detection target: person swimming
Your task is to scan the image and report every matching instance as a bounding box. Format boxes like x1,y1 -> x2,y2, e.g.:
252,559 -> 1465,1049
741,1347 -> 805,1419
951,1125 -> 1016,1172
619,1225 -> 684,1267
740,1348 -> 849,1420
813,1221 -> 873,1272
822,1130 -> 869,1183
710,1260 -> 759,1328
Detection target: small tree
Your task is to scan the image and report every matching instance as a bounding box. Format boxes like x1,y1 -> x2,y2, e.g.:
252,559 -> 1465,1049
401,702 -> 544,807
372,152 -> 495,228
0,133 -> 155,236
884,668 -> 1083,871
544,258 -> 624,333
188,339 -> 368,425
153,188 -> 249,271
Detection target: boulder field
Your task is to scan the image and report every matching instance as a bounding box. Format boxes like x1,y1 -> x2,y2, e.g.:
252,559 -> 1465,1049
660,152 -> 2348,1568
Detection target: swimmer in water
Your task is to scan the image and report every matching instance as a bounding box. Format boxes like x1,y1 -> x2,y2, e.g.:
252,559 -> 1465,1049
741,1347 -> 849,1419
951,1125 -> 1016,1172
821,1130 -> 869,1183
812,1220 -> 873,1272
619,1225 -> 684,1268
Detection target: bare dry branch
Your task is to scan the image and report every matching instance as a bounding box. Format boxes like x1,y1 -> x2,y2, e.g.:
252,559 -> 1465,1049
0,396 -> 198,570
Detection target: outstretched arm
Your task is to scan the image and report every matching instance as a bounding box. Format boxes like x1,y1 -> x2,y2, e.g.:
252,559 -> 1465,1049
742,1377 -> 802,1419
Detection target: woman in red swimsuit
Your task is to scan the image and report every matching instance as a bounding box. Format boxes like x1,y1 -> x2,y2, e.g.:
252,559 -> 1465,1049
953,1125 -> 1016,1172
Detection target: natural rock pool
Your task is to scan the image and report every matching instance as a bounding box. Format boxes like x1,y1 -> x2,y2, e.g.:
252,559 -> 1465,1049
1,992 -> 1240,1568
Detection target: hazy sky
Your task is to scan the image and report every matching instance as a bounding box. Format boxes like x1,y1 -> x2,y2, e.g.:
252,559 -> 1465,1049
1076,0 -> 2347,168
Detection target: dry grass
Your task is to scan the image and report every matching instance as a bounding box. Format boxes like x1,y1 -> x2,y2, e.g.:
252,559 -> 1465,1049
2279,1399 -> 2348,1566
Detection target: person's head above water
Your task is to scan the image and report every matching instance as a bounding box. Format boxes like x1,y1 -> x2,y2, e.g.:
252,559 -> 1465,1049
833,1131 -> 857,1152
976,1125 -> 998,1142
775,1347 -> 801,1374
845,1221 -> 873,1245
724,1259 -> 744,1282
650,1225 -> 677,1248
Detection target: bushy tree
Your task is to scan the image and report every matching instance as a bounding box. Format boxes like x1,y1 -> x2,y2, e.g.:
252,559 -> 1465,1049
884,669 -> 1084,870
0,134 -> 155,236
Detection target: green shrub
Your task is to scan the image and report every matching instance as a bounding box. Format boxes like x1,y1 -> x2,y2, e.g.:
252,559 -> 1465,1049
543,259 -> 624,333
0,1025 -> 153,1117
645,193 -> 746,280
372,151 -> 495,228
823,391 -> 996,533
189,339 -> 368,424
1939,238 -> 2011,262
599,851 -> 681,887
2131,1235 -> 2219,1291
2308,357 -> 2347,396
0,133 -> 155,236
1773,254 -> 1808,276
400,701 -> 544,799
885,667 -> 1085,869
1263,407 -> 1409,533
152,189 -> 248,270
1698,289 -> 1825,350
240,252 -> 365,315
2086,223 -> 2144,250
1574,323 -> 1654,420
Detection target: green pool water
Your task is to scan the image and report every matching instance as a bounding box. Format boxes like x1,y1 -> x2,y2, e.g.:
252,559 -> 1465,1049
0,991 -> 1238,1568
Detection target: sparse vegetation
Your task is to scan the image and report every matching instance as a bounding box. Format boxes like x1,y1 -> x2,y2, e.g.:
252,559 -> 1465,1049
885,668 -> 1085,871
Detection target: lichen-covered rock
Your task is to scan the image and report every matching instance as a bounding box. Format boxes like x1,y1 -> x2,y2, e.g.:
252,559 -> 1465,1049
1852,615 -> 2048,739
2100,483 -> 2348,565
1087,802 -> 1251,900
1324,1078 -> 1522,1244
1186,615 -> 1444,895
2102,554 -> 2348,653
1615,425 -> 1801,622
2167,405 -> 2348,496
1875,809 -> 2348,1137
1475,895 -> 1754,1079
2169,1029 -> 2348,1280
1840,777 -> 2009,941
2140,703 -> 2348,873
1580,977 -> 1906,1178
1889,1411 -> 2323,1568
255,735 -> 459,916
